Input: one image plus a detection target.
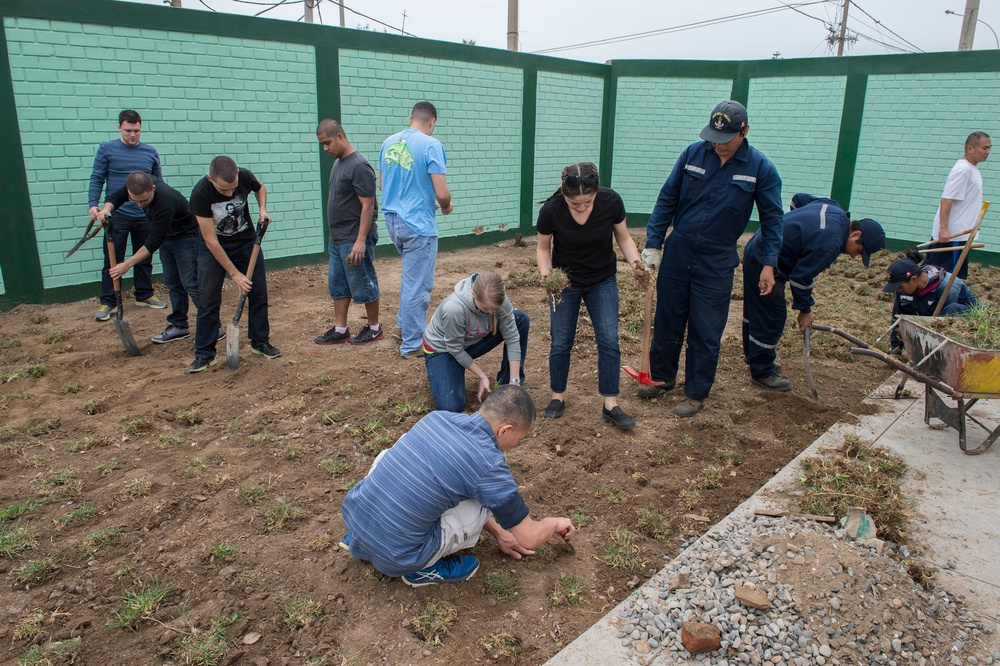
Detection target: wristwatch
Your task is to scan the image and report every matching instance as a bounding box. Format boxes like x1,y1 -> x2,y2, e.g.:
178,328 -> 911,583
510,378 -> 521,385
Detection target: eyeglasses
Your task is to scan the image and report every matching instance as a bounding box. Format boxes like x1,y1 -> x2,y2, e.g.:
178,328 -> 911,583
563,172 -> 600,190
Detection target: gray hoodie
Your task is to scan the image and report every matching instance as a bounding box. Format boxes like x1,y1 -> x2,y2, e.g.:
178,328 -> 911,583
422,273 -> 521,369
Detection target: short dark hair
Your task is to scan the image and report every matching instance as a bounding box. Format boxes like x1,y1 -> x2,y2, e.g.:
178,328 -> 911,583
967,131 -> 991,149
125,172 -> 153,194
411,101 -> 438,123
317,118 -> 345,138
209,155 -> 239,182
118,110 -> 141,125
481,385 -> 536,431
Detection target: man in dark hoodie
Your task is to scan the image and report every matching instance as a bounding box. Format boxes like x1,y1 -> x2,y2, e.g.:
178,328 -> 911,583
741,193 -> 885,391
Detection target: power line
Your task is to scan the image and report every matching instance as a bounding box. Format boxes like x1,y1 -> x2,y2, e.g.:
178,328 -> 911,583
316,0 -> 323,25
848,1 -> 923,53
197,0 -> 217,11
340,2 -> 415,35
853,30 -> 910,53
254,0 -> 293,18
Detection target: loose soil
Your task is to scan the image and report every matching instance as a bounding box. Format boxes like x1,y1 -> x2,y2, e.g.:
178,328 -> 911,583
0,235 -> 994,665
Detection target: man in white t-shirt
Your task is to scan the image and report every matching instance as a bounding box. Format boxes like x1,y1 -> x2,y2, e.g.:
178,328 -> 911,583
928,131 -> 991,280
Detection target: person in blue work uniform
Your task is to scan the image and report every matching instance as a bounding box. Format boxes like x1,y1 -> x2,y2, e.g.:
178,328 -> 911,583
742,193 -> 886,391
883,250 -> 980,353
638,100 -> 783,417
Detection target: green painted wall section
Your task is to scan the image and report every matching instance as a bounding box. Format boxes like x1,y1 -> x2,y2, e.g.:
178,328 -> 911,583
4,17 -> 320,290
533,72 -> 605,207
746,76 -> 847,207
611,77 -> 733,215
0,264 -> 5,295
851,71 -> 1000,247
339,50 -> 523,240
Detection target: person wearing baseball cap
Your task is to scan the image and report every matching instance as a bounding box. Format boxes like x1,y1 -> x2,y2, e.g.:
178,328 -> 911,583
638,100 -> 784,416
883,250 -> 979,353
742,193 -> 886,391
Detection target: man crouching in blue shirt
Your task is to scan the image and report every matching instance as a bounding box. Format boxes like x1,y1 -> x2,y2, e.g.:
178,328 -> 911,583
340,385 -> 575,587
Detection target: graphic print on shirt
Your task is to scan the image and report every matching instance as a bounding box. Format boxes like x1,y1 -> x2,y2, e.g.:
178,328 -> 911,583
211,196 -> 248,237
384,140 -> 414,171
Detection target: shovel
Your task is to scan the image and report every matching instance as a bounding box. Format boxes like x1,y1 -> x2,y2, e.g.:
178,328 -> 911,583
105,220 -> 141,357
227,219 -> 270,371
623,263 -> 658,386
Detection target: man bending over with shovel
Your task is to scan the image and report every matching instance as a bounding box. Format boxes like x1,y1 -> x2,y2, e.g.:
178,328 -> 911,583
188,156 -> 280,374
741,193 -> 885,391
340,385 -> 575,586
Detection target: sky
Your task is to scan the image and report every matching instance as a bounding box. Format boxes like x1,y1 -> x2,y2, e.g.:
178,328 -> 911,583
121,0 -> 1000,62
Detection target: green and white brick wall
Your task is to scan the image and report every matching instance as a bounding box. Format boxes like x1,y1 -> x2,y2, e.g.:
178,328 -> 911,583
339,51 -> 524,240
532,72 -> 604,207
3,17 -> 320,290
611,77 -> 734,215
851,71 -> 1000,247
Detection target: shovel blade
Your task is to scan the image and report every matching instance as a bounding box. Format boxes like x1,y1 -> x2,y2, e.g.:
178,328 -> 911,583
623,366 -> 659,386
113,318 -> 142,357
226,322 -> 241,371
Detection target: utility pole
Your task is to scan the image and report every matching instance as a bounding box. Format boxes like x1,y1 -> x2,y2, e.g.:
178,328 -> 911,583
836,0 -> 850,56
165,0 -> 182,6
507,0 -> 518,51
401,10 -> 407,35
304,0 -> 314,24
958,0 -> 981,50
338,0 -> 345,28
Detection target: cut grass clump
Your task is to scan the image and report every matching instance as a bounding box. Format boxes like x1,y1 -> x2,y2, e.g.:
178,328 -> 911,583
925,303 -> 1000,349
59,503 -> 98,526
318,458 -> 351,476
114,477 -> 152,502
124,417 -> 154,436
321,410 -> 343,425
282,596 -> 323,628
236,486 -> 267,505
97,460 -> 122,475
18,638 -> 81,666
484,570 -> 518,600
309,534 -> 333,551
644,446 -> 674,466
601,526 -> 644,572
83,398 -> 106,415
81,526 -> 123,559
694,465 -> 724,489
5,364 -> 51,383
594,486 -> 627,504
171,613 -> 238,666
208,540 -> 236,560
480,629 -> 520,662
635,508 -> 670,540
26,419 -> 58,437
549,574 -> 583,606
798,434 -> 912,544
155,434 -> 183,450
409,598 -> 457,646
34,469 -> 83,498
17,555 -> 59,585
176,408 -> 202,426
107,581 -> 172,630
0,524 -> 38,557
542,268 -> 570,299
13,611 -> 46,642
265,500 -> 309,527
1,500 -> 43,522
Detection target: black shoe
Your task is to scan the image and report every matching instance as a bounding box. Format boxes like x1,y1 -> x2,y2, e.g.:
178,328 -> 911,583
602,405 -> 635,430
252,342 -> 282,359
187,357 -> 216,374
315,327 -> 351,345
636,379 -> 675,399
751,374 -> 793,392
351,325 -> 384,345
543,399 -> 565,419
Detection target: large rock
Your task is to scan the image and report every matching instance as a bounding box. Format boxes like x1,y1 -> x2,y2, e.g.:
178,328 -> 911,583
735,582 -> 771,610
681,622 -> 721,653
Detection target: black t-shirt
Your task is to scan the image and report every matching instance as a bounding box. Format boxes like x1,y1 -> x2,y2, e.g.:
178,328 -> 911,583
189,168 -> 262,243
535,187 -> 627,287
328,151 -> 379,244
106,177 -> 198,254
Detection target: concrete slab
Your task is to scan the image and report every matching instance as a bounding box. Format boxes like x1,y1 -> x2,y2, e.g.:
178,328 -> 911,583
545,375 -> 1000,665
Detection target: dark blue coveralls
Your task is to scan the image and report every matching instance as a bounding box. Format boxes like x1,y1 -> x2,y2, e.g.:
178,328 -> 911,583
645,140 -> 783,401
742,194 -> 848,380
890,267 -> 979,351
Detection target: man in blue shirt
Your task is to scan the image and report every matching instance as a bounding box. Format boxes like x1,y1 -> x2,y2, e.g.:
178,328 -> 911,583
379,101 -> 453,358
340,385 -> 574,586
639,100 -> 783,417
87,110 -> 166,320
742,194 -> 885,391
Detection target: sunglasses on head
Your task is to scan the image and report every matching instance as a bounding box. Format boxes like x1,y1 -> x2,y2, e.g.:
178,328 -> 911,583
563,172 -> 600,190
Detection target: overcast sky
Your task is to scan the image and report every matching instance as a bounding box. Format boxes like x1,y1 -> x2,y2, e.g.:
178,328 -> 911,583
120,0 -> 1000,62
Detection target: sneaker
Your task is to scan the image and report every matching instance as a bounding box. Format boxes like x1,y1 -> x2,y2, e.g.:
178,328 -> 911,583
402,555 -> 479,587
352,325 -> 384,345
400,349 -> 422,360
151,325 -> 190,344
602,405 -> 635,430
543,399 -> 565,419
135,296 -> 167,309
315,327 -> 352,345
187,357 -> 216,374
674,398 -> 704,418
217,327 -> 226,341
751,375 -> 793,392
338,534 -> 351,551
94,304 -> 118,321
636,379 -> 676,400
252,342 -> 282,359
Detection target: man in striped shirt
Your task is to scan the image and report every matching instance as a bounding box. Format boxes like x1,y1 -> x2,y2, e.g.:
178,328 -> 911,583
340,385 -> 574,586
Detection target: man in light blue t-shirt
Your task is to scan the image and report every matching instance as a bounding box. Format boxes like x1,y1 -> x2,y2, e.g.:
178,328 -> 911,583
379,101 -> 454,358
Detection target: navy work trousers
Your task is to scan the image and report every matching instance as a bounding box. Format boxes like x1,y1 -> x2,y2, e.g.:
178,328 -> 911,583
741,243 -> 786,380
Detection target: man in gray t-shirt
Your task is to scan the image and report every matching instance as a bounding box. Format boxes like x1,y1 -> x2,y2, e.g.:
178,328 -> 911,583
314,119 -> 383,346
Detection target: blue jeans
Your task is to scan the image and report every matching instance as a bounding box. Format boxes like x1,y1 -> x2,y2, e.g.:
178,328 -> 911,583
159,234 -> 202,330
741,242 -> 786,379
194,239 -> 270,360
328,235 -> 380,304
424,310 -> 530,412
101,214 -> 153,305
386,213 -> 437,355
549,275 -> 621,397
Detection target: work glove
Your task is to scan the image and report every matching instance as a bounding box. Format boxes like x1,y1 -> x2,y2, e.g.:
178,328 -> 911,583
641,248 -> 662,271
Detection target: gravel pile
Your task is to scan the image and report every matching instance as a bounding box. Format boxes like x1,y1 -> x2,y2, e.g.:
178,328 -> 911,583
616,513 -> 996,665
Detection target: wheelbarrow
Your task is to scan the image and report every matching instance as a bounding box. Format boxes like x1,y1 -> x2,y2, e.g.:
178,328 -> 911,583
812,317 -> 1000,455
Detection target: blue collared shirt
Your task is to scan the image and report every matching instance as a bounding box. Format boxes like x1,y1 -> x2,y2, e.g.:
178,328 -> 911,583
646,140 -> 783,266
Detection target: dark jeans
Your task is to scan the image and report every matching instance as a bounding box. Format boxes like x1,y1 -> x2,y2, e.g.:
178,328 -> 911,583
741,245 -> 786,379
159,234 -> 202,330
924,241 -> 970,280
194,240 -> 270,360
424,310 -> 530,412
548,275 -> 621,397
101,214 -> 153,305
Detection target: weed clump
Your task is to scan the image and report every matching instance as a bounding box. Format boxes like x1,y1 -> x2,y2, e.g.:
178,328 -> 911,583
282,596 -> 323,628
409,598 -> 457,645
484,570 -> 518,600
549,574 -> 582,605
480,629 -> 520,661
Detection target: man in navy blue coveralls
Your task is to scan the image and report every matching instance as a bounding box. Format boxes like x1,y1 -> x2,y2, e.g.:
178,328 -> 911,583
742,194 -> 885,391
639,101 -> 783,417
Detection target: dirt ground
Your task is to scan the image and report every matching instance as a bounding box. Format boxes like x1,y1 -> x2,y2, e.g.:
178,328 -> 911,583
0,234 -> 991,665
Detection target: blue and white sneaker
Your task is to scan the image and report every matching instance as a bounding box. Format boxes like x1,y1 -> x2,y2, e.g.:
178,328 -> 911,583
402,555 -> 479,587
338,533 -> 351,551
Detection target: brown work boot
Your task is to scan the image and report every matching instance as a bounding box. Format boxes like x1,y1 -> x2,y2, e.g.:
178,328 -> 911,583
673,398 -> 704,418
636,379 -> 676,399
